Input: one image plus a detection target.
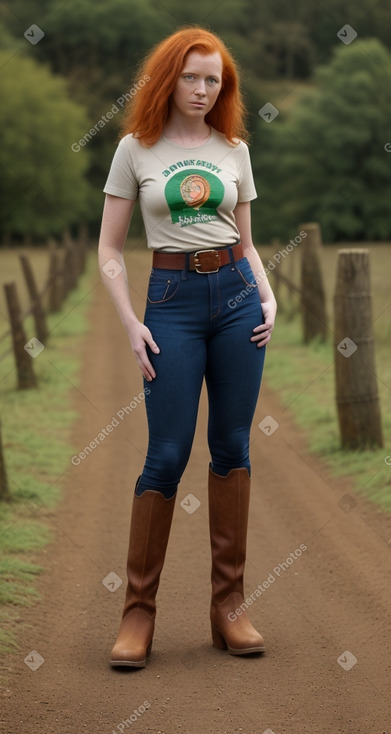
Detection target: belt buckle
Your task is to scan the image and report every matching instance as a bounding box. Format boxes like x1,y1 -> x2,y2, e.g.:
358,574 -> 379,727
194,249 -> 220,274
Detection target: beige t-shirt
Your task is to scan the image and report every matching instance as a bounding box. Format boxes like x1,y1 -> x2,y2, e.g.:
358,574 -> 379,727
103,126 -> 257,252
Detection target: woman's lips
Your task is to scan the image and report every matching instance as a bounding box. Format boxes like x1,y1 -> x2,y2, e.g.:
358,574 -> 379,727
190,102 -> 205,107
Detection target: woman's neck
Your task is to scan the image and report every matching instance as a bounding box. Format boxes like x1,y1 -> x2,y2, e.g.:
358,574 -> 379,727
163,117 -> 211,146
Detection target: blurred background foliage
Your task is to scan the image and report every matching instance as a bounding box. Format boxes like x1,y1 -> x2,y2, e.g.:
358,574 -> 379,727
1,0 -> 391,242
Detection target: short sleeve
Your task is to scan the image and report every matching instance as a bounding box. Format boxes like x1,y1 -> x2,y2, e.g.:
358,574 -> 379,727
103,135 -> 139,200
237,141 -> 258,203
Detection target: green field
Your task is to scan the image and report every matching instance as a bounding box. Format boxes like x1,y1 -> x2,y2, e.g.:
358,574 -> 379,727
257,240 -> 391,511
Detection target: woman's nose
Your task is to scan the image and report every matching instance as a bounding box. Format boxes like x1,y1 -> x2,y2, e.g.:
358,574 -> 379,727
195,80 -> 207,95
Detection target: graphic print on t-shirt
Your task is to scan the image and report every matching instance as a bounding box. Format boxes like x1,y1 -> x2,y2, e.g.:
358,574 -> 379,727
164,169 -> 225,228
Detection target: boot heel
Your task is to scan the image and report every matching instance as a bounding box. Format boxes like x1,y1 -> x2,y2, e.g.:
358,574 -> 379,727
211,625 -> 227,650
146,639 -> 153,657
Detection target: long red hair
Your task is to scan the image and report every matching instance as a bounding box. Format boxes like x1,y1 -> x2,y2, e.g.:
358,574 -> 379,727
120,26 -> 248,147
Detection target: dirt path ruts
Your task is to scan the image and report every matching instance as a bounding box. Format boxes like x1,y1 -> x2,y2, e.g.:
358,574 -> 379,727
1,254 -> 390,734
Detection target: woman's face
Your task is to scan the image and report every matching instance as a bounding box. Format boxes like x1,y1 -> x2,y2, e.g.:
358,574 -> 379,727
170,50 -> 223,121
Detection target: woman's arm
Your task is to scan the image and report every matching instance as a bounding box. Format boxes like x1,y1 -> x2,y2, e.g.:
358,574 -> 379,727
233,201 -> 277,347
98,194 -> 160,381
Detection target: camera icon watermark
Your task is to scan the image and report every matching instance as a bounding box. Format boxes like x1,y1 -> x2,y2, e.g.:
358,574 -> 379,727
24,650 -> 45,671
258,103 -> 279,123
24,497 -> 44,516
337,24 -> 357,45
24,24 -> 45,45
102,571 -> 122,592
24,337 -> 44,358
337,494 -> 357,513
101,259 -> 123,279
258,415 -> 280,436
337,650 -> 357,671
337,337 -> 357,358
180,493 -> 201,515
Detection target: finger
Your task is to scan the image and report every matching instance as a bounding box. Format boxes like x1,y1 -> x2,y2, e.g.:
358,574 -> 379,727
144,358 -> 157,380
137,356 -> 156,382
145,332 -> 160,354
256,334 -> 271,347
250,329 -> 270,341
133,344 -> 157,381
251,331 -> 272,345
253,322 -> 273,333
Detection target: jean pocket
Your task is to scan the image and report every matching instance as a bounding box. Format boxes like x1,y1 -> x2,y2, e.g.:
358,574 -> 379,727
147,270 -> 181,304
234,257 -> 258,288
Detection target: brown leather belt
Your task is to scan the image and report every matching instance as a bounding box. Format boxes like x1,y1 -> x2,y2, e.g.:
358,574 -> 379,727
152,243 -> 243,273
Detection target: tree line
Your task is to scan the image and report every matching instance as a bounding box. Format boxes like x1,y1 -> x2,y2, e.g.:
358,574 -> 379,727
1,0 -> 391,243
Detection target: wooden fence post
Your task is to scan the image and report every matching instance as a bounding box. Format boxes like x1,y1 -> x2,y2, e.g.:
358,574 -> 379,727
285,230 -> 301,321
4,282 -> 37,389
70,238 -> 81,285
19,254 -> 48,344
271,237 -> 282,310
48,240 -> 63,313
77,223 -> 89,275
0,419 -> 10,501
300,222 -> 328,343
61,229 -> 74,297
62,243 -> 76,296
334,249 -> 383,449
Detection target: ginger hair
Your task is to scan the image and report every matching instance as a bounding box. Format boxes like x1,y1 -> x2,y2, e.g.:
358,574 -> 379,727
120,26 -> 248,146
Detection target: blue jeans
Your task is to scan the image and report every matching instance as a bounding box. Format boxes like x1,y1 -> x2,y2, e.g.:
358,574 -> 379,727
136,247 -> 266,498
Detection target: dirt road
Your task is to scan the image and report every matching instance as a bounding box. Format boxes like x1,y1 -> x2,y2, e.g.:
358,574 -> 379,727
1,254 -> 391,734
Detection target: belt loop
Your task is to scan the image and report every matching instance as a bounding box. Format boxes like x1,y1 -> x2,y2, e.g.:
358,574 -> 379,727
230,239 -> 241,263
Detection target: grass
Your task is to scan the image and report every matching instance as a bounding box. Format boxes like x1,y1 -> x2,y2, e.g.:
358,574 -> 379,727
0,250 -> 97,656
258,241 -> 391,512
0,237 -> 390,661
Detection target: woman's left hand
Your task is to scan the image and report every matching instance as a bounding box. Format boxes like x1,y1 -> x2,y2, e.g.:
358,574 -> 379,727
250,299 -> 277,348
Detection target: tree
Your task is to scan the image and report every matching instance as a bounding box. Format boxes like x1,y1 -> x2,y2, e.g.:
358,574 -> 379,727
30,0 -> 171,80
252,39 -> 391,243
0,52 -> 91,240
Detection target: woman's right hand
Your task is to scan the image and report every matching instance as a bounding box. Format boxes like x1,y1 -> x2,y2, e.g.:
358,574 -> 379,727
127,321 -> 160,382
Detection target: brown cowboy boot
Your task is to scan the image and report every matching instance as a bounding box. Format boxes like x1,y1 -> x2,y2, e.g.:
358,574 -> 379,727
110,486 -> 176,667
208,465 -> 265,655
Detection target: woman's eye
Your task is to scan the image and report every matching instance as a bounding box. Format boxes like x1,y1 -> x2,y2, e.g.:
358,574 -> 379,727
183,75 -> 219,83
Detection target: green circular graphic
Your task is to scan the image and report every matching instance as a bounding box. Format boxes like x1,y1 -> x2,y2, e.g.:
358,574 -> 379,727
164,169 -> 225,226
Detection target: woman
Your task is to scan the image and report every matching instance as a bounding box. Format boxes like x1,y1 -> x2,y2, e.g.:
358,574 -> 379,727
98,26 -> 277,668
